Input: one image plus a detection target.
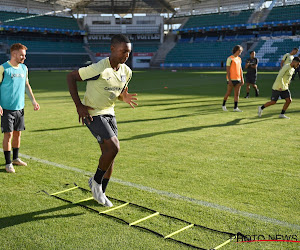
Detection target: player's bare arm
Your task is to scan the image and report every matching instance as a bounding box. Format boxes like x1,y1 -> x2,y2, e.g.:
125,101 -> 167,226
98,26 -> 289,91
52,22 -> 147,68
226,66 -> 232,84
67,70 -> 94,124
240,68 -> 244,85
245,62 -> 249,69
25,80 -> 40,111
118,86 -> 138,109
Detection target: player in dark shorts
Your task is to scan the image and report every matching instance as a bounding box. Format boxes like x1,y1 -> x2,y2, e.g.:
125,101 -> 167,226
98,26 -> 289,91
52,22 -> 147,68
67,35 -> 137,207
244,51 -> 259,98
258,57 -> 300,119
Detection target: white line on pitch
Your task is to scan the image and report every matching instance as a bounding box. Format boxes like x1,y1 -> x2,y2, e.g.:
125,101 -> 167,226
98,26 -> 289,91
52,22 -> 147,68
1,148 -> 299,231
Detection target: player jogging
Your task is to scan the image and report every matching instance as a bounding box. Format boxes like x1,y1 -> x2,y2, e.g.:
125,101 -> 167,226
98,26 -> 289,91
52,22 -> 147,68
244,51 -> 259,98
258,57 -> 300,119
67,34 -> 137,207
0,43 -> 40,173
280,48 -> 299,68
222,45 -> 244,112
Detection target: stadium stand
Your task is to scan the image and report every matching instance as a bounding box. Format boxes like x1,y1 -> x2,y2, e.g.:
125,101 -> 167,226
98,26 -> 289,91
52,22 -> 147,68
183,10 -> 253,29
0,53 -> 8,62
265,4 -> 300,22
165,40 -> 238,66
133,41 -> 160,53
0,8 -> 88,69
0,38 -> 86,53
254,37 -> 300,67
0,11 -> 79,30
24,54 -> 90,68
162,2 -> 300,68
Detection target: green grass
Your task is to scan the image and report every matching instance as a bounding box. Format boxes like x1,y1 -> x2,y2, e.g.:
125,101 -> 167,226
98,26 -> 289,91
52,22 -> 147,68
1,69 -> 300,250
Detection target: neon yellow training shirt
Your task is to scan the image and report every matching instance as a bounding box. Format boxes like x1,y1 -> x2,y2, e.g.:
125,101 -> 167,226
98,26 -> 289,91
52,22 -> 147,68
282,53 -> 294,66
272,64 -> 295,91
78,57 -> 132,116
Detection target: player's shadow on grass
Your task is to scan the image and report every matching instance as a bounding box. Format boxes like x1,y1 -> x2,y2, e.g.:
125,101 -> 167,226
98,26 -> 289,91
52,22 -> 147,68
120,118 -> 271,141
30,114 -> 200,132
139,99 -> 221,108
0,204 -> 83,229
31,125 -> 83,132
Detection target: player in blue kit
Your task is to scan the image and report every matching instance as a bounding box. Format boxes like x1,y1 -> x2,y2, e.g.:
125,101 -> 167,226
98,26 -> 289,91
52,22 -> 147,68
0,43 -> 40,173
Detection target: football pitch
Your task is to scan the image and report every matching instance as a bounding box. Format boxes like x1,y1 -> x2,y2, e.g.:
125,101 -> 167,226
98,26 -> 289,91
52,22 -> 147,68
1,69 -> 299,249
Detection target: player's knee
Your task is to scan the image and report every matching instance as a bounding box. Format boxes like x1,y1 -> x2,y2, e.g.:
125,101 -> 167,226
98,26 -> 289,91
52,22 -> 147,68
110,143 -> 120,157
108,139 -> 120,157
13,131 -> 21,138
287,98 -> 292,104
4,132 -> 13,141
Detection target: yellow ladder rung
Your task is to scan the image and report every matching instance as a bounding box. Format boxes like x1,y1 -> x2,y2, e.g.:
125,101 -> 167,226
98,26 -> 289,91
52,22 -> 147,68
129,212 -> 160,226
50,186 -> 79,196
213,235 -> 237,250
164,224 -> 194,239
100,202 -> 129,214
73,196 -> 94,204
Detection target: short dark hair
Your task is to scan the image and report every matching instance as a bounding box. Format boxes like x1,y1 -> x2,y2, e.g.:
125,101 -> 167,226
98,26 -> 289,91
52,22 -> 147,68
111,34 -> 130,45
293,56 -> 300,62
292,47 -> 299,51
232,45 -> 242,54
249,51 -> 255,55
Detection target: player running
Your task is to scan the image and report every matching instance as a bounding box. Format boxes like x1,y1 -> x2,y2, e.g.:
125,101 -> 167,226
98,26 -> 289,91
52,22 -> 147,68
67,34 -> 137,207
280,47 -> 299,68
0,43 -> 40,173
244,51 -> 259,98
222,45 -> 244,112
258,57 -> 300,119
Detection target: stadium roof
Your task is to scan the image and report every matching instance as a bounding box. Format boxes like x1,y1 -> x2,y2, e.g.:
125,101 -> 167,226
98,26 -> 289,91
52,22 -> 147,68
2,0 -> 259,15
1,0 -> 298,16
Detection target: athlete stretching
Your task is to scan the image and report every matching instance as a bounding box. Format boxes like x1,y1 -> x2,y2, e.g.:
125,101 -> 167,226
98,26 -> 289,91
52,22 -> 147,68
67,34 -> 137,207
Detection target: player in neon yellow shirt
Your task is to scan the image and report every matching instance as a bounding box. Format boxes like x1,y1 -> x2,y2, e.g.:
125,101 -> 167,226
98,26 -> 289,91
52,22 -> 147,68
280,48 -> 298,68
67,35 -> 137,207
258,57 -> 300,119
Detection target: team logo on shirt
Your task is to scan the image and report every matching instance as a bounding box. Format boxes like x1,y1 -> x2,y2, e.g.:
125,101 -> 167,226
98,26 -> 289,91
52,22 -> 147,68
10,73 -> 25,79
121,75 -> 126,83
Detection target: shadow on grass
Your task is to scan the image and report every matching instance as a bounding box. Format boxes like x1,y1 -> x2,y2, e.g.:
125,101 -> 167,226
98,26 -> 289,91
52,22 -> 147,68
29,106 -> 298,133
120,117 -> 274,141
31,125 -> 83,132
0,204 -> 83,229
29,113 -> 199,132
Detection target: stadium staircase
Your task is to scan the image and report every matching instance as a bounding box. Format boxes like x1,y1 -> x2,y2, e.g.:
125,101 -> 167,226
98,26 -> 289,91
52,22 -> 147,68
83,45 -> 97,63
150,33 -> 177,68
248,8 -> 270,23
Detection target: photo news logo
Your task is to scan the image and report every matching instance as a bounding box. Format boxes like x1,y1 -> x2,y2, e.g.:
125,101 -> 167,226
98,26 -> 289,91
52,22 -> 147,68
236,234 -> 300,243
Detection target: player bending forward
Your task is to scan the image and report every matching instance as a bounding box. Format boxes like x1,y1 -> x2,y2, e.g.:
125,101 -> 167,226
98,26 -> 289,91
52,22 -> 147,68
67,34 -> 137,207
258,57 -> 300,119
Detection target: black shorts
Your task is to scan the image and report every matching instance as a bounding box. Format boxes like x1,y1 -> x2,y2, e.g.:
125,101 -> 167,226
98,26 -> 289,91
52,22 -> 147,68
1,109 -> 25,133
271,89 -> 291,101
85,115 -> 118,144
227,80 -> 241,86
246,75 -> 257,84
